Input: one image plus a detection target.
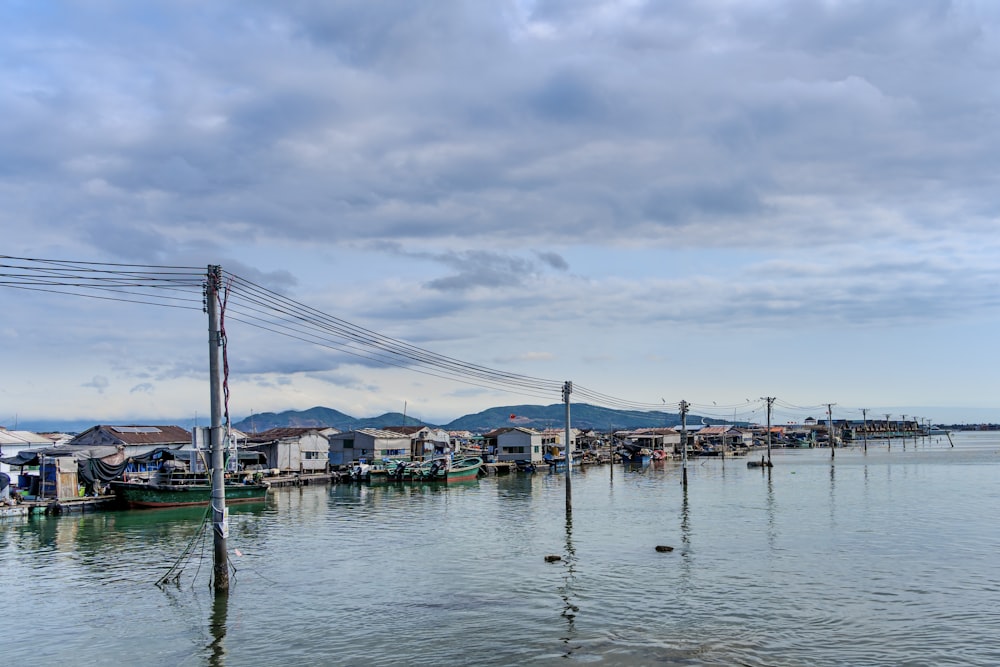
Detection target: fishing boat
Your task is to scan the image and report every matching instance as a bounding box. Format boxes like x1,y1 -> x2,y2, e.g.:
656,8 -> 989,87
402,456 -> 483,483
351,459 -> 408,484
620,443 -> 651,466
431,456 -> 482,482
110,464 -> 269,508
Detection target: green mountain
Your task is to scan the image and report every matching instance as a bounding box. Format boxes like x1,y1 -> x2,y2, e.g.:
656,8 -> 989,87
231,403 -> 713,433
445,404 -> 687,432
234,406 -> 358,433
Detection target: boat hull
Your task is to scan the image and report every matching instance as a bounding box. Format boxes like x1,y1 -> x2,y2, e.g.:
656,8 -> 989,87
110,481 -> 269,508
415,457 -> 483,483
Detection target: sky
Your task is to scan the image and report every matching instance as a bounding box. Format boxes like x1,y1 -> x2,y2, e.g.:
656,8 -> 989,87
2,0 -> 999,428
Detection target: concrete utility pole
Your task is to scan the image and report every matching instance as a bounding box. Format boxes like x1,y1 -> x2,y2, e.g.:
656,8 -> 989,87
861,408 -> 868,453
206,265 -> 229,594
826,403 -> 836,459
679,400 -> 689,487
563,381 -> 573,515
763,397 -> 775,466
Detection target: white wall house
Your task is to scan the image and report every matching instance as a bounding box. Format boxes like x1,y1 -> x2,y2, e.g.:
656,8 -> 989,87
0,428 -> 52,486
487,427 -> 548,464
245,427 -> 336,473
327,429 -> 412,467
382,425 -> 452,458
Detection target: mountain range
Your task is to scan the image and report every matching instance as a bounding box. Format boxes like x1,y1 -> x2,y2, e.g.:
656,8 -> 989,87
229,404 -> 711,434
9,403 -> 718,435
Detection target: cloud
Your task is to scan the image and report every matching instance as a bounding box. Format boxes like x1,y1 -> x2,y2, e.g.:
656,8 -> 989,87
83,376 -> 110,394
130,383 -> 154,394
3,1 -> 1000,422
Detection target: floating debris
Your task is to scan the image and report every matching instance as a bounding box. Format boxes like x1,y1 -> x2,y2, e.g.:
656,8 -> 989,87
654,545 -> 674,553
544,554 -> 562,562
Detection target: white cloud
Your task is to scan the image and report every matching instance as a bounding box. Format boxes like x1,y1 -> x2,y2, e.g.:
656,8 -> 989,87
1,1 -> 998,424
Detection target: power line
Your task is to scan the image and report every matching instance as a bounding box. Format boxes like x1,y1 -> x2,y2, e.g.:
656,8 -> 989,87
0,257 -> 803,418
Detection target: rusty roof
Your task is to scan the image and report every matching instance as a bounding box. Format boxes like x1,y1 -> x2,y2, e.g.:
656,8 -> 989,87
245,427 -> 327,442
71,425 -> 192,446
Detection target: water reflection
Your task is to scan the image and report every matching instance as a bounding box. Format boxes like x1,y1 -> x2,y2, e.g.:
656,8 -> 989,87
828,462 -> 839,531
208,592 -> 229,667
678,484 -> 692,582
765,468 -> 776,552
558,513 -> 579,658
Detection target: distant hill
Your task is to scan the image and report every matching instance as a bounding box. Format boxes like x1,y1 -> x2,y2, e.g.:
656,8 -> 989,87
230,403 -> 717,433
230,407 -> 433,434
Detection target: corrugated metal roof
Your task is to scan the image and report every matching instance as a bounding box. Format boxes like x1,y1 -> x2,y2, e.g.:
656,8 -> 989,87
70,425 -> 191,446
356,428 -> 412,439
246,427 -> 326,442
0,430 -> 53,445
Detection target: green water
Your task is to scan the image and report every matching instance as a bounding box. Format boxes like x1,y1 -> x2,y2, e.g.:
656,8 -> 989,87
3,432 -> 999,665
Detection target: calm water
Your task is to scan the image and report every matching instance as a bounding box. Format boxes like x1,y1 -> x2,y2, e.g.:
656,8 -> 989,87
3,432 -> 999,666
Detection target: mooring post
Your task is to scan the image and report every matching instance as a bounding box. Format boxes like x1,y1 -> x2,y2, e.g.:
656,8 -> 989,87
206,265 -> 229,593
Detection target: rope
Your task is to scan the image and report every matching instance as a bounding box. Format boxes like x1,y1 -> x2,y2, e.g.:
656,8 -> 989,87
156,506 -> 212,587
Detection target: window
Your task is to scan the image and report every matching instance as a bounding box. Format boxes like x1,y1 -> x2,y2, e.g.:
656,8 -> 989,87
304,451 -> 322,459
343,439 -> 354,449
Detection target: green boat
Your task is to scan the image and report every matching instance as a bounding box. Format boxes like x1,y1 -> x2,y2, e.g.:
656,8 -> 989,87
416,456 -> 484,483
110,477 -> 269,508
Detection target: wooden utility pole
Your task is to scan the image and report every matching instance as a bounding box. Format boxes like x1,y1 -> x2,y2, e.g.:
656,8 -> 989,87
679,400 -> 689,486
206,265 -> 229,594
563,381 -> 573,515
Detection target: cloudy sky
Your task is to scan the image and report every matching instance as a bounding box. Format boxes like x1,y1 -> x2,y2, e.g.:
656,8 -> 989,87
2,0 -> 998,428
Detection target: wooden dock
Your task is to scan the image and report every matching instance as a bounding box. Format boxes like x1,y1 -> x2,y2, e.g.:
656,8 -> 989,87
266,472 -> 342,487
17,495 -> 118,516
482,462 -> 518,475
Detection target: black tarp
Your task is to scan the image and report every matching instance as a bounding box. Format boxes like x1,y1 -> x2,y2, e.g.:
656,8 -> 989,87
0,450 -> 45,467
77,457 -> 129,494
0,472 -> 9,491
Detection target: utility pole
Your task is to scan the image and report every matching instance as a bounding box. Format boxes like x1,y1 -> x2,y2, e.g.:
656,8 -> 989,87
679,400 -> 689,487
826,403 -> 836,459
563,381 -> 573,515
884,413 -> 892,451
901,414 -> 907,450
763,397 -> 775,467
861,408 -> 868,453
206,265 -> 229,594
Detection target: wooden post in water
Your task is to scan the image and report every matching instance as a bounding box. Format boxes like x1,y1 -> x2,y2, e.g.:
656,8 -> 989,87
885,414 -> 892,451
563,381 -> 573,515
206,265 -> 229,594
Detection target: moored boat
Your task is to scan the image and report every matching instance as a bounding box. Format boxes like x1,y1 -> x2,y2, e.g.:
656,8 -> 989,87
110,468 -> 269,508
620,443 -> 651,466
411,456 -> 483,483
